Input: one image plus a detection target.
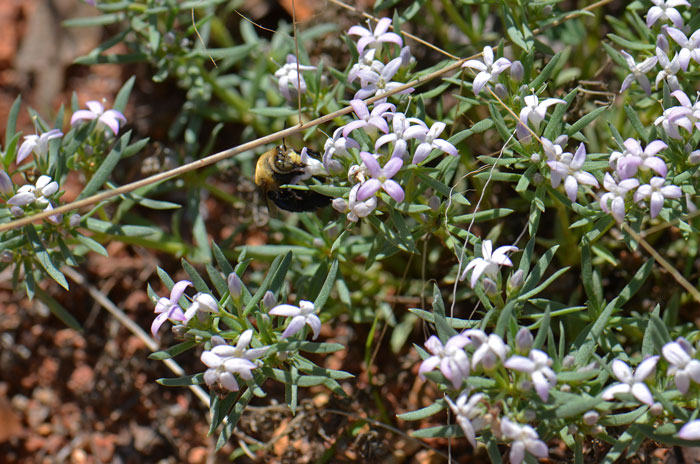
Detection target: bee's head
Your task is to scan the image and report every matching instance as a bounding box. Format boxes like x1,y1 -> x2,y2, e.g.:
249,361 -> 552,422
273,146 -> 303,174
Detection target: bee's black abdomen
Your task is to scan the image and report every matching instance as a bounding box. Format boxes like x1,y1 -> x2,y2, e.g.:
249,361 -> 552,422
268,189 -> 331,212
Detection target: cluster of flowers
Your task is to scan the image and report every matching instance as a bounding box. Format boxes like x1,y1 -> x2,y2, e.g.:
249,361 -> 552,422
596,1 -> 700,222
622,0 -> 696,95
274,18 -> 461,223
419,326 -> 700,461
150,275 -> 322,393
418,239 -> 700,460
465,45 -> 686,221
1,100 -> 126,224
418,327 -> 553,463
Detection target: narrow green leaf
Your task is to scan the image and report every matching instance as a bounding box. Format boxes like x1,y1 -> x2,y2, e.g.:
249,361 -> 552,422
397,400 -> 445,421
314,259 -> 338,310
35,286 -> 81,330
26,225 -> 69,290
78,131 -> 132,200
156,373 -> 203,386
433,283 -> 457,342
149,341 -> 198,360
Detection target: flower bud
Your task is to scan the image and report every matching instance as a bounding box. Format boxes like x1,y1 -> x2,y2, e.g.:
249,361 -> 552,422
522,409 -> 536,421
508,269 -> 524,289
515,327 -> 533,353
400,46 -> 413,67
591,425 -> 603,436
482,277 -> 498,295
562,354 -> 575,369
568,424 -> 578,434
510,61 -> 524,82
0,250 -> 13,263
0,170 -> 12,194
209,335 -> 225,347
530,152 -> 541,163
428,195 -> 441,211
262,291 -> 276,311
10,206 -> 24,217
332,198 -> 349,213
69,214 -> 81,227
493,83 -> 508,100
172,325 -> 188,339
227,272 -> 242,299
688,149 -> 700,165
163,32 -> 176,45
313,238 -> 324,248
649,402 -> 663,416
583,410 -> 599,425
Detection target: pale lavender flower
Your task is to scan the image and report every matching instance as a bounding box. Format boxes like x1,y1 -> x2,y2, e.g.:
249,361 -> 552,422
348,18 -> 403,55
611,138 -> 668,178
619,50 -> 657,95
445,391 -> 485,447
461,46 -> 512,96
600,173 -> 640,223
201,331 -> 268,392
541,135 -> 568,161
374,112 -> 427,159
654,106 -> 693,139
183,292 -> 219,323
655,37 -> 681,91
407,122 -> 458,164
343,100 -> 395,137
500,418 -> 549,464
505,349 -> 557,401
151,280 -> 192,339
71,100 -> 127,135
671,90 -> 700,130
418,334 -> 470,389
460,240 -> 518,288
298,147 -> 326,179
274,54 -> 316,102
664,26 -> 700,71
602,356 -> 659,406
356,152 -> 404,202
332,183 -> 377,222
466,329 -> 508,370
348,49 -> 383,86
354,57 -> 414,102
517,94 -> 566,140
634,176 -> 682,218
16,129 -> 63,164
662,338 -> 700,394
547,143 -> 599,202
269,300 -> 321,340
647,0 -> 689,27
323,127 -> 360,173
7,175 -> 59,208
0,170 -> 12,194
679,420 -> 700,440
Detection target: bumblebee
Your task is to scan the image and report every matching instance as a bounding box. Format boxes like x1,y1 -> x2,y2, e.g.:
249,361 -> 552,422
254,145 -> 331,212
